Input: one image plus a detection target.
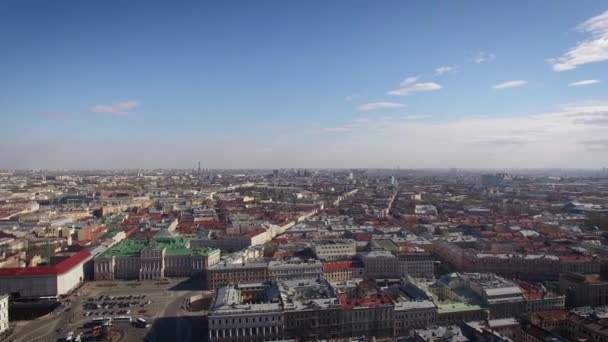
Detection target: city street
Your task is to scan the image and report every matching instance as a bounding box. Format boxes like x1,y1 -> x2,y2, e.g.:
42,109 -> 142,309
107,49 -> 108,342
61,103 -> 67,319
7,278 -> 205,342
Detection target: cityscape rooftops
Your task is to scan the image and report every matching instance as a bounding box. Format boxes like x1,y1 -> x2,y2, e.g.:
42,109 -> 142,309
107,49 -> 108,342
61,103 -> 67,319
415,325 -> 469,342
278,278 -> 340,311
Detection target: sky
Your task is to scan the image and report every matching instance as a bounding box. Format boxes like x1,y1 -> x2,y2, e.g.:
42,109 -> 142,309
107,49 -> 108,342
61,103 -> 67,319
1,0 -> 608,169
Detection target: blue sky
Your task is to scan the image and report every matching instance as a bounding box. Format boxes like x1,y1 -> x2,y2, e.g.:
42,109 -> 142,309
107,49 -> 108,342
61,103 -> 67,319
1,1 -> 608,169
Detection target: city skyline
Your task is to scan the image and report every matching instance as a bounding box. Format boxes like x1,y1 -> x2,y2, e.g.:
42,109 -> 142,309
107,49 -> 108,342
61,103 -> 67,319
2,1 -> 608,169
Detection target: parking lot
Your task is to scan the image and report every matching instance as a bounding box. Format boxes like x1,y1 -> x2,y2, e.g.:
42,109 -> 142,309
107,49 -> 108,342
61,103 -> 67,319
9,278 -> 204,342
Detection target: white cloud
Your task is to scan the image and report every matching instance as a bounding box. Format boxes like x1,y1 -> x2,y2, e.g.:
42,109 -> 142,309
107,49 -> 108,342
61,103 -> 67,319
551,10 -> 608,71
345,94 -> 362,102
435,65 -> 456,75
473,51 -> 496,64
92,100 -> 139,114
309,126 -> 352,134
569,79 -> 601,86
400,76 -> 418,86
493,80 -> 528,90
388,82 -> 442,96
300,102 -> 608,167
403,114 -> 432,120
356,102 -> 404,111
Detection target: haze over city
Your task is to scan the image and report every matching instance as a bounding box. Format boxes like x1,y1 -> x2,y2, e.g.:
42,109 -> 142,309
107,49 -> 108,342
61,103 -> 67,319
2,1 -> 608,169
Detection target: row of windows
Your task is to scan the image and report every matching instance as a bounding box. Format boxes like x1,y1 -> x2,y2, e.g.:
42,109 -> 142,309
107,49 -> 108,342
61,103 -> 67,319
397,312 -> 434,320
209,326 -> 281,338
210,316 -> 282,325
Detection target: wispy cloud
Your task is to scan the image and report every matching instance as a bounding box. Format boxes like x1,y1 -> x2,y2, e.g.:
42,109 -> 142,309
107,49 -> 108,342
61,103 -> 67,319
403,114 -> 432,120
345,94 -> 361,102
356,102 -> 404,111
400,76 -> 419,87
473,51 -> 496,64
551,10 -> 608,71
569,79 -> 601,86
582,139 -> 608,151
493,80 -> 528,90
311,114 -> 432,135
91,100 -> 139,115
435,65 -> 456,75
388,81 -> 442,96
38,112 -> 68,120
309,127 -> 353,134
303,102 -> 608,167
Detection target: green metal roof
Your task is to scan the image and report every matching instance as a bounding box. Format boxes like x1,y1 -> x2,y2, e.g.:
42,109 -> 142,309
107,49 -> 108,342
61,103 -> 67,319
101,230 -> 121,239
98,237 -> 219,258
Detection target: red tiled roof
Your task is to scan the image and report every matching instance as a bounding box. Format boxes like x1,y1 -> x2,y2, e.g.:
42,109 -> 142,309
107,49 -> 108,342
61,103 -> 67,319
559,255 -> 594,263
531,310 -> 567,321
353,233 -> 372,242
338,292 -> 393,309
0,250 -> 91,277
324,261 -> 354,272
124,227 -> 139,237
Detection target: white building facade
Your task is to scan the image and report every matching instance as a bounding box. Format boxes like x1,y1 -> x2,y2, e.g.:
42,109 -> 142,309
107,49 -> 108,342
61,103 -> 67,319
0,294 -> 8,335
312,240 -> 356,261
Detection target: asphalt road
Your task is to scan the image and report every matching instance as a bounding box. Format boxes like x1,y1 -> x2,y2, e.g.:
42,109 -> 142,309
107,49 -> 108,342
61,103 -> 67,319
144,289 -> 205,342
8,278 -> 206,342
10,297 -> 83,342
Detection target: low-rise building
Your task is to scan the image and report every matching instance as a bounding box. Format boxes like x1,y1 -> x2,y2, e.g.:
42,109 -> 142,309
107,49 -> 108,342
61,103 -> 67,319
360,250 -> 400,278
560,307 -> 608,342
0,250 -> 91,298
385,285 -> 437,336
517,321 -> 569,342
280,278 -> 342,340
323,261 -> 364,282
94,230 -> 220,280
207,260 -> 269,290
559,273 -> 608,308
208,283 -> 284,342
398,250 -> 435,279
414,325 -> 469,342
464,319 -> 520,341
312,240 -> 356,261
436,302 -> 488,325
268,259 -> 323,281
337,280 -> 395,338
461,273 -> 526,319
529,309 -> 567,332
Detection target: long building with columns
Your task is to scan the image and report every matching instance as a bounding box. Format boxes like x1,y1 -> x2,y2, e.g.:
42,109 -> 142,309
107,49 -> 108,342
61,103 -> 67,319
94,230 -> 220,280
